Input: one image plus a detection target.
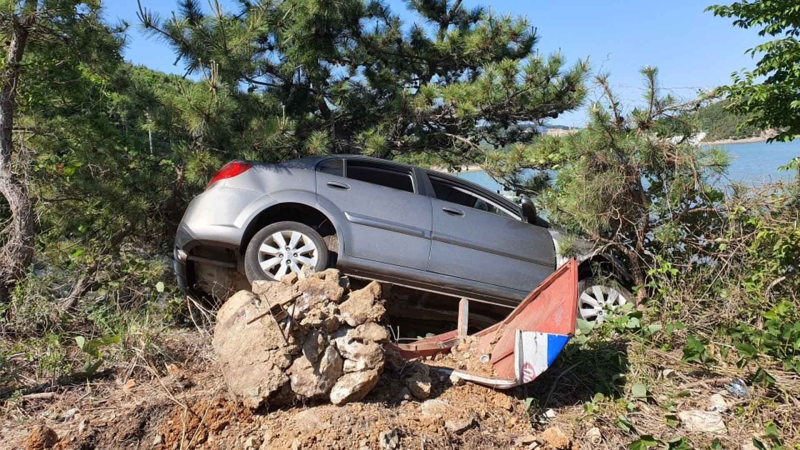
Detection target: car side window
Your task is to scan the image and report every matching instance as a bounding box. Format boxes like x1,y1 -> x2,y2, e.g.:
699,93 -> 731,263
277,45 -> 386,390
346,161 -> 415,193
317,158 -> 344,177
429,176 -> 517,220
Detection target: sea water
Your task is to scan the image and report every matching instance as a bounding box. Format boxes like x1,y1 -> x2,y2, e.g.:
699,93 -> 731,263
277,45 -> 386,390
457,140 -> 799,194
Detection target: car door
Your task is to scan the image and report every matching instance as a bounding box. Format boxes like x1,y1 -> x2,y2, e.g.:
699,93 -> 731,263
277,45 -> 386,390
426,174 -> 555,294
315,158 -> 432,271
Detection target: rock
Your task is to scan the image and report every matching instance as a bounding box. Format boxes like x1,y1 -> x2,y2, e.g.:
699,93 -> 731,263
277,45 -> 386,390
307,268 -> 342,283
397,387 -> 412,401
63,407 -> 79,421
216,273 -> 386,410
336,339 -> 384,373
289,345 -> 344,399
678,410 -> 727,433
515,434 -> 537,446
339,282 -> 385,327
302,329 -> 326,363
244,435 -> 261,449
544,408 -> 557,419
541,426 -> 571,450
709,393 -> 729,413
406,371 -> 432,399
292,276 -> 345,317
420,399 -> 449,419
379,429 -> 399,450
153,434 -> 163,446
352,322 -> 390,343
281,272 -> 299,286
493,393 -> 513,411
445,417 -> 475,434
661,368 -> 678,379
449,373 -> 465,386
23,425 -> 58,450
330,369 -> 381,405
586,427 -> 602,445
214,294 -> 295,409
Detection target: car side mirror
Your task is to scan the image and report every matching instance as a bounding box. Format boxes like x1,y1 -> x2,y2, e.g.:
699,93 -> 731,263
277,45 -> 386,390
520,195 -> 537,224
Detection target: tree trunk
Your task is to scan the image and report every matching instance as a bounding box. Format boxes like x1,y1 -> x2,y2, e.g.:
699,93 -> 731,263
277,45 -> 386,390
0,2 -> 37,301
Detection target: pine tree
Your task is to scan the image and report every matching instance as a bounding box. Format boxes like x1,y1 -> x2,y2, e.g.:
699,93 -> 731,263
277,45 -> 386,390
0,1 -> 124,301
137,0 -> 588,163
484,68 -> 731,301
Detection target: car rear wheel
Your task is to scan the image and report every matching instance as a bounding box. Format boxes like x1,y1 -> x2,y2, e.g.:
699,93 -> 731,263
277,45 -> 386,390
244,221 -> 329,283
577,277 -> 632,323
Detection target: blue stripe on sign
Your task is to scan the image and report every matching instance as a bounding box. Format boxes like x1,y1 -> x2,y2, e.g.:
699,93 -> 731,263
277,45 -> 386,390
546,334 -> 570,366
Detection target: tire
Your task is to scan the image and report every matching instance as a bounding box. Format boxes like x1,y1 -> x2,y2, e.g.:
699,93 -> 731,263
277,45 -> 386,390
244,221 -> 329,283
577,276 -> 633,323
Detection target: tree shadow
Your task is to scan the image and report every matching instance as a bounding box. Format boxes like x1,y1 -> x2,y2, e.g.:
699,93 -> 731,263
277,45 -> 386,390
509,338 -> 630,413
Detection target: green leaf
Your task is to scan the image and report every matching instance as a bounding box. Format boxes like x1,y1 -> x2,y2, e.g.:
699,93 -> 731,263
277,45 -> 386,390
667,437 -> 692,450
763,421 -> 781,442
577,319 -> 594,335
734,342 -> 758,358
752,367 -> 777,387
629,435 -> 660,450
617,415 -> 636,433
646,324 -> 662,336
665,414 -> 679,427
631,382 -> 648,399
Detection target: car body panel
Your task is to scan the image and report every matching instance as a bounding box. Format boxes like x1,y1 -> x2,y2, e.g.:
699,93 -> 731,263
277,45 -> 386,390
315,163 -> 433,271
429,197 -> 555,293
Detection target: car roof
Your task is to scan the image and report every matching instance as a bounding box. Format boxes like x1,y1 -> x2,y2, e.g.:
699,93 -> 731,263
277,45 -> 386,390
287,154 -> 521,214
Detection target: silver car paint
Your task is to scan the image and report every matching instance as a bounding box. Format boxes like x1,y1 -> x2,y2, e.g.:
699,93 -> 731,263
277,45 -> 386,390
175,156 -> 561,309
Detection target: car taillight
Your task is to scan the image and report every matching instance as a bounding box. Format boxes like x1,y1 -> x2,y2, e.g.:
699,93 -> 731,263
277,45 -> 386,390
206,161 -> 252,190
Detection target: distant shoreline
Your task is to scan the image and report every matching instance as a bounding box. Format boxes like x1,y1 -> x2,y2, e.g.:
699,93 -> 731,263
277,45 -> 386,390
430,135 -> 772,174
701,135 -> 769,146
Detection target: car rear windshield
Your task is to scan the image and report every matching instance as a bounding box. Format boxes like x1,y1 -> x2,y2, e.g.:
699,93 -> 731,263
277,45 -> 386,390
347,161 -> 414,193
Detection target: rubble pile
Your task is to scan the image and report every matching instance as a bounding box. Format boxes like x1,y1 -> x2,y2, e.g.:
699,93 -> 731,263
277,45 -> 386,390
213,269 -> 390,409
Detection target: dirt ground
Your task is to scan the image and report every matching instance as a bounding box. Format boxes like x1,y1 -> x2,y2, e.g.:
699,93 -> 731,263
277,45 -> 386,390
2,319 -> 797,449
0,330 -> 544,450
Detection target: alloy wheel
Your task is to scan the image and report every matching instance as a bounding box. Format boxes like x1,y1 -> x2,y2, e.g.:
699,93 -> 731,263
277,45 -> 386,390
257,230 -> 319,280
578,284 -> 628,323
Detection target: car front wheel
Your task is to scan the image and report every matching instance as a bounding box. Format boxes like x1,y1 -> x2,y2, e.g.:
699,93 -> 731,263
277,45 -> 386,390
577,277 -> 632,323
244,221 -> 329,283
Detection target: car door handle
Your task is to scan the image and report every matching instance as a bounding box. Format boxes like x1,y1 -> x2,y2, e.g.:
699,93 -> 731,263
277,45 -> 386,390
442,207 -> 465,217
327,181 -> 350,190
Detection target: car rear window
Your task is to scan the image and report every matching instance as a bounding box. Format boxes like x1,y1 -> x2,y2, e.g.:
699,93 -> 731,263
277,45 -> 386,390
317,158 -> 344,177
347,161 -> 414,193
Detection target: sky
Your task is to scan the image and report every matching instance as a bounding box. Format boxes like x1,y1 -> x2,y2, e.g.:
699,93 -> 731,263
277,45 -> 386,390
105,0 -> 764,127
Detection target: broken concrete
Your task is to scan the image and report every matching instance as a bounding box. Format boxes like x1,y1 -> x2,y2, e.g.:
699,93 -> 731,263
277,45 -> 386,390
213,271 -> 388,409
679,410 -> 727,434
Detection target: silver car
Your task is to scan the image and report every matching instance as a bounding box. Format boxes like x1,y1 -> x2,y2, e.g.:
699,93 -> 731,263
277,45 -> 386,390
174,155 -> 632,321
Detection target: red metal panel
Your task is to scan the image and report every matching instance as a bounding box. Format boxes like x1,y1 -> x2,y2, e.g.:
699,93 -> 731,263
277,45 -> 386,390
479,260 -> 578,378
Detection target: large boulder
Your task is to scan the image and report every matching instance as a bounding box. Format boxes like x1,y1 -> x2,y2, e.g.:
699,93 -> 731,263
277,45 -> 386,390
213,274 -> 389,409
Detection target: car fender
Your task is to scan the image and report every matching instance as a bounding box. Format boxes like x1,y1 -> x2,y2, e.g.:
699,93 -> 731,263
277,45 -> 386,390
234,189 -> 349,257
